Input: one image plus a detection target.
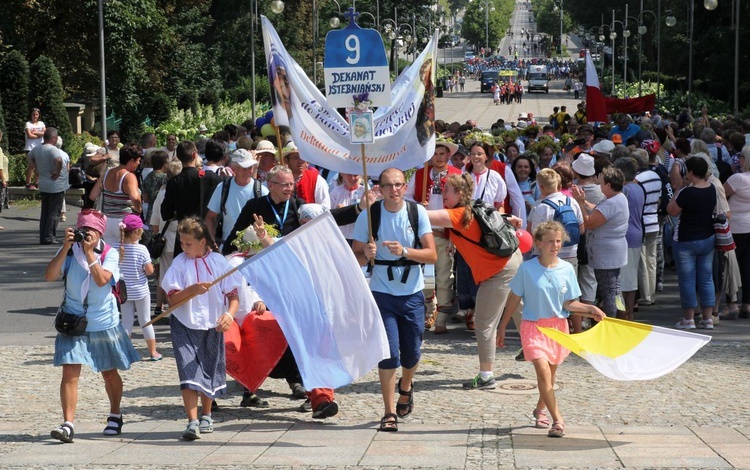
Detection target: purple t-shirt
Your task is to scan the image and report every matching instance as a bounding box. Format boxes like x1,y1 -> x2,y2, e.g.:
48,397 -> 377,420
622,182 -> 645,248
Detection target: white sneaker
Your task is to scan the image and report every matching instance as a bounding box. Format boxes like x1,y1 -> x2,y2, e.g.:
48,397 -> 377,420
675,319 -> 696,330
697,319 -> 714,330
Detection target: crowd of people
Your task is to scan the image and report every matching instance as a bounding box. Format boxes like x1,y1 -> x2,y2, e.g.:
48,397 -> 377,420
3,97 -> 745,443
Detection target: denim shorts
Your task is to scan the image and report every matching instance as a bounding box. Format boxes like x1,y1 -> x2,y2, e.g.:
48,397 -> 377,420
373,291 -> 425,370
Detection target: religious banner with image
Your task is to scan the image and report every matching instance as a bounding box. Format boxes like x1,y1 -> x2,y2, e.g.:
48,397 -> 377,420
262,15 -> 437,175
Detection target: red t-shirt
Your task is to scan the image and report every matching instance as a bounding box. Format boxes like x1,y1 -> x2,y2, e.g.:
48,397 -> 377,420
447,207 -> 510,284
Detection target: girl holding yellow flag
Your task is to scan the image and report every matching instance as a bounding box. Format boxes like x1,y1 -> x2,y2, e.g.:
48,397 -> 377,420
498,221 -> 605,438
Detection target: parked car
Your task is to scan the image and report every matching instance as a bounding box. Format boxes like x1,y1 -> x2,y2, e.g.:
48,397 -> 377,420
464,51 -> 476,60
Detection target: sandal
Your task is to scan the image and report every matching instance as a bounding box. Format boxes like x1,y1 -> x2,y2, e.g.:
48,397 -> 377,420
720,306 -> 740,320
240,391 -> 270,408
146,354 -> 163,362
103,415 -> 123,436
51,423 -> 74,443
379,413 -> 398,432
548,421 -> 565,438
533,408 -> 550,428
396,378 -> 414,419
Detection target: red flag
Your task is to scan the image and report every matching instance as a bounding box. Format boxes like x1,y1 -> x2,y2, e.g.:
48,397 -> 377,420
225,311 -> 288,393
604,94 -> 656,115
585,51 -> 608,122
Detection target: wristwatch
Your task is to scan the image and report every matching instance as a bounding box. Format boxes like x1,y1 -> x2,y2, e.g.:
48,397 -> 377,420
402,247 -> 409,257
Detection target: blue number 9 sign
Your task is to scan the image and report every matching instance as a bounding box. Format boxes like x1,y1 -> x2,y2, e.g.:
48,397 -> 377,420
324,9 -> 392,108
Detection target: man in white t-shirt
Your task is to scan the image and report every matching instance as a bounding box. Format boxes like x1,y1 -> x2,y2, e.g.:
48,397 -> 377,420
205,149 -> 269,249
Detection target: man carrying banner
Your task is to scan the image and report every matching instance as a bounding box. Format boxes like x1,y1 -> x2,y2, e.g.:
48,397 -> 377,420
405,138 -> 461,332
352,168 -> 437,432
283,143 -> 331,208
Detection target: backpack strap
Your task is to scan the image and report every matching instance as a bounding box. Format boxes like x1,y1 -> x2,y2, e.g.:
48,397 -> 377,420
220,177 -> 233,216
370,200 -> 383,242
367,201 -> 423,283
253,178 -> 262,199
405,200 -> 422,249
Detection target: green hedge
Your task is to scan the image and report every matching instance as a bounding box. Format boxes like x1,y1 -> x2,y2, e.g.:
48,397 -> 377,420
8,154 -> 28,186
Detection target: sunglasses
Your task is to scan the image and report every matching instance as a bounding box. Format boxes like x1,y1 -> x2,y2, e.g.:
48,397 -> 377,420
80,208 -> 105,218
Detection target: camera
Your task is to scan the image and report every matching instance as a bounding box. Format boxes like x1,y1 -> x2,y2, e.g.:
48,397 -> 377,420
73,228 -> 90,243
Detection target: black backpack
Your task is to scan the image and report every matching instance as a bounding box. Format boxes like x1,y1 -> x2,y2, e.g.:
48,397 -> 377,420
449,199 -> 519,258
215,177 -> 263,244
368,200 -> 423,283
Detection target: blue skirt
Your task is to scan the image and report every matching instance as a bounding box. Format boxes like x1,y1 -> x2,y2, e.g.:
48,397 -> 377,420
171,316 -> 227,399
54,324 -> 140,373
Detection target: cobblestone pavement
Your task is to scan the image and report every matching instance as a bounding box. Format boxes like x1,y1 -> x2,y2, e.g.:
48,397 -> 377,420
1,323 -> 749,468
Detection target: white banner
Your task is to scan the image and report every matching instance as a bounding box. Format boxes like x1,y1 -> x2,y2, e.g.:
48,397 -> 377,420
262,16 -> 437,175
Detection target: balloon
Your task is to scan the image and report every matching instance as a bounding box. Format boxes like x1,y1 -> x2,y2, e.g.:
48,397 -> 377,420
265,110 -> 274,119
515,229 -> 533,254
255,117 -> 267,128
260,123 -> 276,137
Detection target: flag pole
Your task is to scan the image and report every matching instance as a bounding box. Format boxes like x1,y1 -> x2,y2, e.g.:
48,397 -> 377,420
143,262 -> 247,328
360,142 -> 374,267
274,125 -> 284,164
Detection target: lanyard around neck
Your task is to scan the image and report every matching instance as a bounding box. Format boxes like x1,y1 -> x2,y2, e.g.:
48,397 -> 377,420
268,196 -> 290,228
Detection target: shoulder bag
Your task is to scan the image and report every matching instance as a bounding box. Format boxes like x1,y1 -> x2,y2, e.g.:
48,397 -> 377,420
54,262 -> 88,336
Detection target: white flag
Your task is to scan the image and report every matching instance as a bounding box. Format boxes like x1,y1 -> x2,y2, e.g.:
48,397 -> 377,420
236,213 -> 389,389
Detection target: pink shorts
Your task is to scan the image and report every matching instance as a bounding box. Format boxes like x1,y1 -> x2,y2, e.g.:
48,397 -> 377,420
520,317 -> 571,365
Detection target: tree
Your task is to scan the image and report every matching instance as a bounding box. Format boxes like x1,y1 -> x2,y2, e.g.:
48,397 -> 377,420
0,50 -> 30,154
461,0 -> 514,53
533,0 -> 573,53
0,95 -> 8,152
29,56 -> 74,150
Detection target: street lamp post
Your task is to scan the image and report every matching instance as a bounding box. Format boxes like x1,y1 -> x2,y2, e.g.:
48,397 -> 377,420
312,0 -> 343,86
98,0 -> 107,141
634,0 -> 662,99
381,18 -> 399,76
559,0 -> 564,55
598,23 -> 613,90
476,0 -> 493,54
359,11 -> 378,27
665,0 -> 718,110
610,10 -> 629,94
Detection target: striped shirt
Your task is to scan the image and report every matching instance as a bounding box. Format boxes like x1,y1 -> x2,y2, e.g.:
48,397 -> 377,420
635,169 -> 662,234
102,169 -> 134,218
114,243 -> 152,300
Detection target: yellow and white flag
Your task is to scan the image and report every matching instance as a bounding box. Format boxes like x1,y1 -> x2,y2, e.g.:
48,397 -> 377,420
538,318 -> 711,381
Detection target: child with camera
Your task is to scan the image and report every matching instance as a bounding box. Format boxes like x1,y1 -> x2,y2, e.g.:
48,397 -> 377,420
45,209 -> 140,443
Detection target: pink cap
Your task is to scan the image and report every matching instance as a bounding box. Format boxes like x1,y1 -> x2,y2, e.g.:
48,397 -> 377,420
77,209 -> 108,234
120,213 -> 144,231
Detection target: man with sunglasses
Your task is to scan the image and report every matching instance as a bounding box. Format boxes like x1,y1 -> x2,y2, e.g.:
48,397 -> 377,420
352,168 -> 437,432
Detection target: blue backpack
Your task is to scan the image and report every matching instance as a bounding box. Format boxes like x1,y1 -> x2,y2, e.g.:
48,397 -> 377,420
541,197 -> 580,247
